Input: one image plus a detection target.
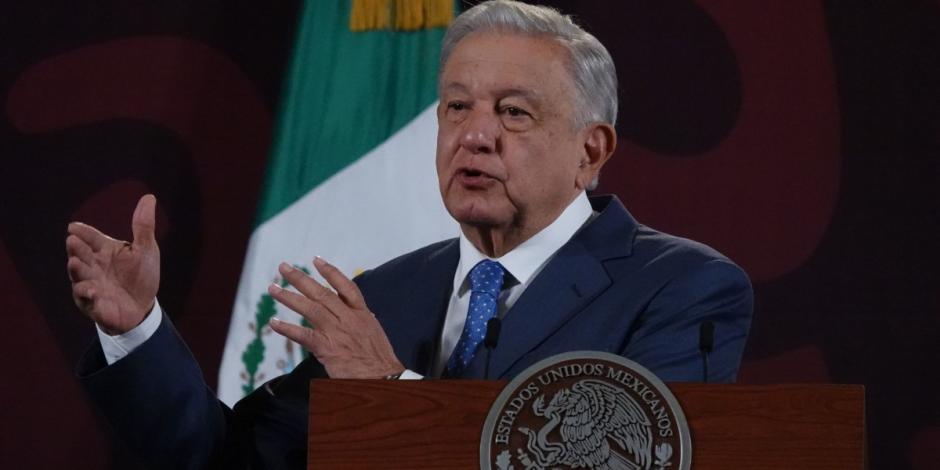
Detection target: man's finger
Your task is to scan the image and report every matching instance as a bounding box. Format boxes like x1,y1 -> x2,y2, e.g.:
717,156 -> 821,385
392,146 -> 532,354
132,194 -> 157,248
67,256 -> 97,282
267,284 -> 338,330
268,317 -> 321,352
277,263 -> 346,317
67,222 -> 113,252
66,235 -> 95,265
72,279 -> 97,300
314,257 -> 367,310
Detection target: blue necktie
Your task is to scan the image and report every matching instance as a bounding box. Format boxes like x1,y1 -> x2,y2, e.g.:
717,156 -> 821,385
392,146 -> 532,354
446,259 -> 505,377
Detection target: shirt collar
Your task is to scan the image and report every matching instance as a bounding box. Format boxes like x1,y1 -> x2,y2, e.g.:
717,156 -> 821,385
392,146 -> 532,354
454,191 -> 594,296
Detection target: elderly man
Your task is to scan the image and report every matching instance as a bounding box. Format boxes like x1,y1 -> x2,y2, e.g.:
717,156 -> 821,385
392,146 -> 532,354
66,1 -> 752,468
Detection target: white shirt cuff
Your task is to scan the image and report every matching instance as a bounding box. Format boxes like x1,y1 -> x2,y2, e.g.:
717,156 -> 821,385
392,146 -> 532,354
399,369 -> 424,380
96,299 -> 163,365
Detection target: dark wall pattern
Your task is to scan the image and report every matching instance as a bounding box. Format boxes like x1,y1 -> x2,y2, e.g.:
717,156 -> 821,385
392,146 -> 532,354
0,1 -> 936,468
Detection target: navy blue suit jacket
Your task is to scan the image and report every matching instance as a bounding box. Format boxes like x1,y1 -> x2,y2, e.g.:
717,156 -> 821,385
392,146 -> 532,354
78,195 -> 752,469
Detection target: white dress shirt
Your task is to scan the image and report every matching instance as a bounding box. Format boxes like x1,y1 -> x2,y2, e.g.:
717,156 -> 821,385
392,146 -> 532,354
98,192 -> 595,381
97,298 -> 163,365
431,191 -> 594,377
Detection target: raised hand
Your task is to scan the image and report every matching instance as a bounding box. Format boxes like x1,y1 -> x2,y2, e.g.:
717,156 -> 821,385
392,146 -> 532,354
66,194 -> 161,335
267,257 -> 404,379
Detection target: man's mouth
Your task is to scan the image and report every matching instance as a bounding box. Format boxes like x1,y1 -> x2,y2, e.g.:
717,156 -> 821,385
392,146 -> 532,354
455,168 -> 496,188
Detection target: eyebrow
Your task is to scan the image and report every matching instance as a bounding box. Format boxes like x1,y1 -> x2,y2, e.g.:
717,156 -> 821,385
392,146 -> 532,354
441,82 -> 470,94
441,83 -> 541,103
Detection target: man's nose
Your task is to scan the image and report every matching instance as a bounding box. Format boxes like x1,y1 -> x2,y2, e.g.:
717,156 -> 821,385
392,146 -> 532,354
459,108 -> 499,154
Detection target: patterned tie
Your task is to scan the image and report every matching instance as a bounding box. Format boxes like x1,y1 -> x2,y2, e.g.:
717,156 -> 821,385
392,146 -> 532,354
446,259 -> 505,377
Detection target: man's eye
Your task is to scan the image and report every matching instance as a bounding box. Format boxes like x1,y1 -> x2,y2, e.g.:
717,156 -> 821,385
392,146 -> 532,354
448,102 -> 466,111
501,106 -> 529,118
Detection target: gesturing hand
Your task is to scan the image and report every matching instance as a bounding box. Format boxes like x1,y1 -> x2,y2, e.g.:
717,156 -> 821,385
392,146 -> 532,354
66,194 -> 161,335
267,257 -> 404,379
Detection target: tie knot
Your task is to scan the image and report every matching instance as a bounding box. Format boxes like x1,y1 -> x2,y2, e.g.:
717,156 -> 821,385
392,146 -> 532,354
469,259 -> 504,297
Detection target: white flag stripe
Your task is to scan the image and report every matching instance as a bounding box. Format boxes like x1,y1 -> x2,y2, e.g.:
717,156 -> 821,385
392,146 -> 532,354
218,104 -> 457,405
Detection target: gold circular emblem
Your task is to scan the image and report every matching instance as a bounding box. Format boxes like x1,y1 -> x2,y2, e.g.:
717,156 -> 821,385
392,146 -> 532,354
480,351 -> 691,470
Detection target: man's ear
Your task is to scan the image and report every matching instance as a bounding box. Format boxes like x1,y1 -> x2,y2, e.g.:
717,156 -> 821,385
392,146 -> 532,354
576,122 -> 617,190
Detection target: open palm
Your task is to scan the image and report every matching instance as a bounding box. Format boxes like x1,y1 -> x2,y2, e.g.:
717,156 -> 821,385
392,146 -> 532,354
66,195 -> 161,335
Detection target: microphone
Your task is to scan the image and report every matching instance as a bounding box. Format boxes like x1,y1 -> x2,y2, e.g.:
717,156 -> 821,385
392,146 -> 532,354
483,317 -> 502,380
699,321 -> 714,382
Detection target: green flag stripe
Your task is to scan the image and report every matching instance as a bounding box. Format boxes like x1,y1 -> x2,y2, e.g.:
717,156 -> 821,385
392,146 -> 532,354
256,0 -> 449,226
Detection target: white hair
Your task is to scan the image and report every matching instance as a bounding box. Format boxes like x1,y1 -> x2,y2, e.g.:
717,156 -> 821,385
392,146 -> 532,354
439,0 -> 618,128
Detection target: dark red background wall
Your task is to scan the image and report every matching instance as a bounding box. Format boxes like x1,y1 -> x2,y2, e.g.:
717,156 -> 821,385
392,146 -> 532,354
0,1 -> 937,468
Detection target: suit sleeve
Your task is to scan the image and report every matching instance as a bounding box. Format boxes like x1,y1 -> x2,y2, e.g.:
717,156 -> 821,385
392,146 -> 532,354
77,312 -> 320,469
620,259 -> 753,383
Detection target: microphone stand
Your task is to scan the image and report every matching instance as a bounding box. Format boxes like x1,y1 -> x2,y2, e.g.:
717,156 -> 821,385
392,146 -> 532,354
483,317 -> 502,380
699,321 -> 714,382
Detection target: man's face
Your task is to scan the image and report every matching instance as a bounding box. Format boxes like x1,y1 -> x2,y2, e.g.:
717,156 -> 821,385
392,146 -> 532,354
436,32 -> 586,235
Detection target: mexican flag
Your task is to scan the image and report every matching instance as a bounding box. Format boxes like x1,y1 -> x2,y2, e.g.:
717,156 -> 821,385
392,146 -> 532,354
217,0 -> 458,406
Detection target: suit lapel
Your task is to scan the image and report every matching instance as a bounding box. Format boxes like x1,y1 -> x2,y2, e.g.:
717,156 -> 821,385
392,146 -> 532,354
485,195 -> 637,378
486,239 -> 610,378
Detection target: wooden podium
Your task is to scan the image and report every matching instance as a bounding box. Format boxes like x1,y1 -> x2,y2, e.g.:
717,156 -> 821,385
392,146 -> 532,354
309,380 -> 865,469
